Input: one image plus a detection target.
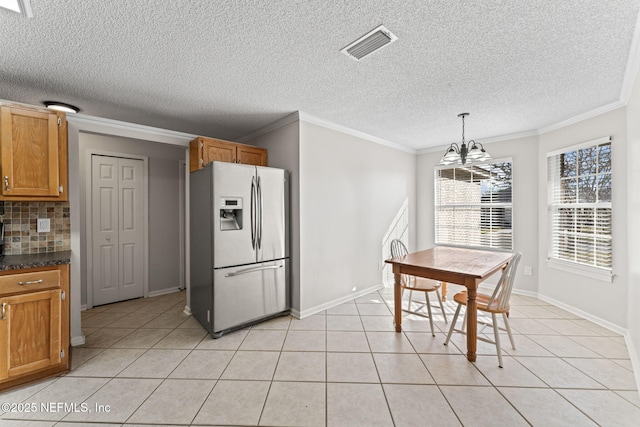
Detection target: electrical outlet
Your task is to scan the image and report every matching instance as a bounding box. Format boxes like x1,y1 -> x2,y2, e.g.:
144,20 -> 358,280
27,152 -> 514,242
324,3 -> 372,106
37,218 -> 50,233
524,266 -> 533,276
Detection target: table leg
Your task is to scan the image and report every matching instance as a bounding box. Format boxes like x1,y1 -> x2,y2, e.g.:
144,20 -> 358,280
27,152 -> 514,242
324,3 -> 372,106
441,282 -> 448,301
393,265 -> 402,332
465,282 -> 478,362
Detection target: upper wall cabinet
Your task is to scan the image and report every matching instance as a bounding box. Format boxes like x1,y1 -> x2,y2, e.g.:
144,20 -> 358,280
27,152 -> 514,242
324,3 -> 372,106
0,104 -> 68,201
189,136 -> 267,172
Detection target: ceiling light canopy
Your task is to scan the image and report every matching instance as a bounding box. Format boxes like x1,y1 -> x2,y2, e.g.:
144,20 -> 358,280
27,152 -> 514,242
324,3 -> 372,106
341,25 -> 398,61
439,113 -> 491,166
43,101 -> 80,114
0,0 -> 32,17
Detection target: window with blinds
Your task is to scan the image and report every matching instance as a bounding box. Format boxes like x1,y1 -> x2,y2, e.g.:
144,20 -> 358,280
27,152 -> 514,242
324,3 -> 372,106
547,137 -> 612,271
434,161 -> 513,250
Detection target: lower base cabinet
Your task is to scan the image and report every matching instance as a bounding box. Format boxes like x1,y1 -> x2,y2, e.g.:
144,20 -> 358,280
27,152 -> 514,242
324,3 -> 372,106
0,264 -> 69,391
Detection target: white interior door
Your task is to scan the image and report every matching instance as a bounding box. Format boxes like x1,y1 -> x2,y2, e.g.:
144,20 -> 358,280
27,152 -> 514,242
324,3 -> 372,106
92,155 -> 144,306
117,158 -> 144,301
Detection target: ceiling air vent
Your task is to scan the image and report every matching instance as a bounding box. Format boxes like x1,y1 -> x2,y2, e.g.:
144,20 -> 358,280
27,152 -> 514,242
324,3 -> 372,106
341,25 -> 398,61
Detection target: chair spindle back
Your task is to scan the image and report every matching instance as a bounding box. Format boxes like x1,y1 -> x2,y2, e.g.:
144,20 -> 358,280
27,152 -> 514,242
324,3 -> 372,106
487,252 -> 522,311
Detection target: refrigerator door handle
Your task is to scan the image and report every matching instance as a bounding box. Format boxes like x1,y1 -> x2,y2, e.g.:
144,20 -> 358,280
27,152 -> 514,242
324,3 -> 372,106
224,264 -> 283,277
257,175 -> 263,249
251,176 -> 257,249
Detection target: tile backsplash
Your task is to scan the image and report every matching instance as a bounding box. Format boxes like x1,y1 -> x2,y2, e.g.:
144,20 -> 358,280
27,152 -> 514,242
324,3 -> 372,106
1,201 -> 70,255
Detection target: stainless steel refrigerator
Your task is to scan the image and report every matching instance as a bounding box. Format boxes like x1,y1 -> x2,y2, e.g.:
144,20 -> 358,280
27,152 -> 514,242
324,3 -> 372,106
190,161 -> 289,337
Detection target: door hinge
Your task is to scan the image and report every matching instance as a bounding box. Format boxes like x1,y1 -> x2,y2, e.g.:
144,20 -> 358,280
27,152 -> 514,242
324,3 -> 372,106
60,349 -> 65,359
59,185 -> 63,193
57,117 -> 62,126
61,291 -> 66,300
207,310 -> 210,323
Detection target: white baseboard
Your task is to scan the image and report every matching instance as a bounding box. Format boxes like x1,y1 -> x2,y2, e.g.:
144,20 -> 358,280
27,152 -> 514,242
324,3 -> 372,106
148,287 -> 183,298
291,284 -> 384,319
512,289 -> 627,336
71,335 -> 86,346
82,288 -> 183,309
513,289 -> 639,393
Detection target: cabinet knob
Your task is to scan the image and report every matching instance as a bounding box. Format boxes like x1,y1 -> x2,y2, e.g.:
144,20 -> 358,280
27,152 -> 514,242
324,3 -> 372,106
1,302 -> 6,321
4,176 -> 9,192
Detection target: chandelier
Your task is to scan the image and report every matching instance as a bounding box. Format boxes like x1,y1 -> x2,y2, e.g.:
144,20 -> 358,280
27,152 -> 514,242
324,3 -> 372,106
439,113 -> 491,165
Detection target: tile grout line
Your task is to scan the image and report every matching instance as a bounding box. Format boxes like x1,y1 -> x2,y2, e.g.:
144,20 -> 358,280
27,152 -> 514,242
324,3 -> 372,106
255,313 -> 290,426
5,289 -> 638,426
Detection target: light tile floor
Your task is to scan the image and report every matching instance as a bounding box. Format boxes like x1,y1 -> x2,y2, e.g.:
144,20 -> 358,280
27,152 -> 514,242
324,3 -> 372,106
1,285 -> 639,426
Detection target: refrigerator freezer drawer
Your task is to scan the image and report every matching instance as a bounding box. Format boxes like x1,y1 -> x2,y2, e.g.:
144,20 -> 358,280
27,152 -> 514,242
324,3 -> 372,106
213,259 -> 288,334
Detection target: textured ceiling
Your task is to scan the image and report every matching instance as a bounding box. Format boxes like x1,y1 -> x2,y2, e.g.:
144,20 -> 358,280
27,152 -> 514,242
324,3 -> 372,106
1,0 -> 639,150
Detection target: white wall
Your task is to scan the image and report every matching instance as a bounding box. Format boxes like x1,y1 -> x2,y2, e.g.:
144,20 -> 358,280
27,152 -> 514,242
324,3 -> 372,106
298,120 -> 416,316
416,135 -> 539,293
245,120 -> 301,312
626,68 -> 640,383
537,108 -> 629,328
79,133 -> 187,305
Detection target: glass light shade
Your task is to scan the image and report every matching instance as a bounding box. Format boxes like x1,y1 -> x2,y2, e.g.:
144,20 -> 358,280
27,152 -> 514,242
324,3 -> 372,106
479,149 -> 492,162
440,147 -> 459,165
43,101 -> 80,113
439,157 -> 455,165
467,144 -> 483,160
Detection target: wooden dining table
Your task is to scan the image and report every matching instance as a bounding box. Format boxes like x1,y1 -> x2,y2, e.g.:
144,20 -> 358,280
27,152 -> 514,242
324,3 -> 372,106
385,246 -> 514,362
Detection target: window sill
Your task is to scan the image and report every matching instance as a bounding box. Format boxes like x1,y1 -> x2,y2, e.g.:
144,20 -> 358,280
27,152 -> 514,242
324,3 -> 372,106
546,258 -> 613,283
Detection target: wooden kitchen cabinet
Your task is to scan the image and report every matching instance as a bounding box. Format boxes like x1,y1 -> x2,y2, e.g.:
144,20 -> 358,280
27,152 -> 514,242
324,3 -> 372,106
189,136 -> 267,172
0,264 -> 69,391
0,104 -> 68,201
237,144 -> 268,166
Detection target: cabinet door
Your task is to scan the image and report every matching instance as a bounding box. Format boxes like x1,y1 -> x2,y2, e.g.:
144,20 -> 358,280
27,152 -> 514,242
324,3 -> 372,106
237,145 -> 267,166
0,106 -> 61,197
203,138 -> 237,165
0,290 -> 62,380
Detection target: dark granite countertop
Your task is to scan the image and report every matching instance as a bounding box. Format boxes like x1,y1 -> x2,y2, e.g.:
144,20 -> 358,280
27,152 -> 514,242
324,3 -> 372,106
0,251 -> 71,271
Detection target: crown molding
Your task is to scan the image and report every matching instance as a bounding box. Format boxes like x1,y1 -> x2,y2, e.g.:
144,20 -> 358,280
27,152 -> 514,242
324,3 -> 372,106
620,5 -> 640,106
480,129 -> 539,144
236,111 -> 300,143
298,112 -> 417,154
417,145 -> 448,156
238,110 -> 417,154
537,100 -> 625,135
67,113 -> 196,146
417,129 -> 539,155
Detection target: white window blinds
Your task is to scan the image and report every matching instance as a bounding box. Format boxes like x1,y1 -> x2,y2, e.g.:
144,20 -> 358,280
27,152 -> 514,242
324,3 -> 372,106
547,137 -> 612,271
435,161 -> 513,250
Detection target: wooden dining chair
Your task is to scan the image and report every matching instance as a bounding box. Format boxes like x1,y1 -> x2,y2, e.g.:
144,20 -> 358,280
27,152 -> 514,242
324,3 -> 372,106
444,252 -> 521,367
389,239 -> 447,336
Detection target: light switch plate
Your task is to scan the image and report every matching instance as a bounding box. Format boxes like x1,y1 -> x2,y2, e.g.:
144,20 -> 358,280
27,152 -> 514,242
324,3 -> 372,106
37,218 -> 50,233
